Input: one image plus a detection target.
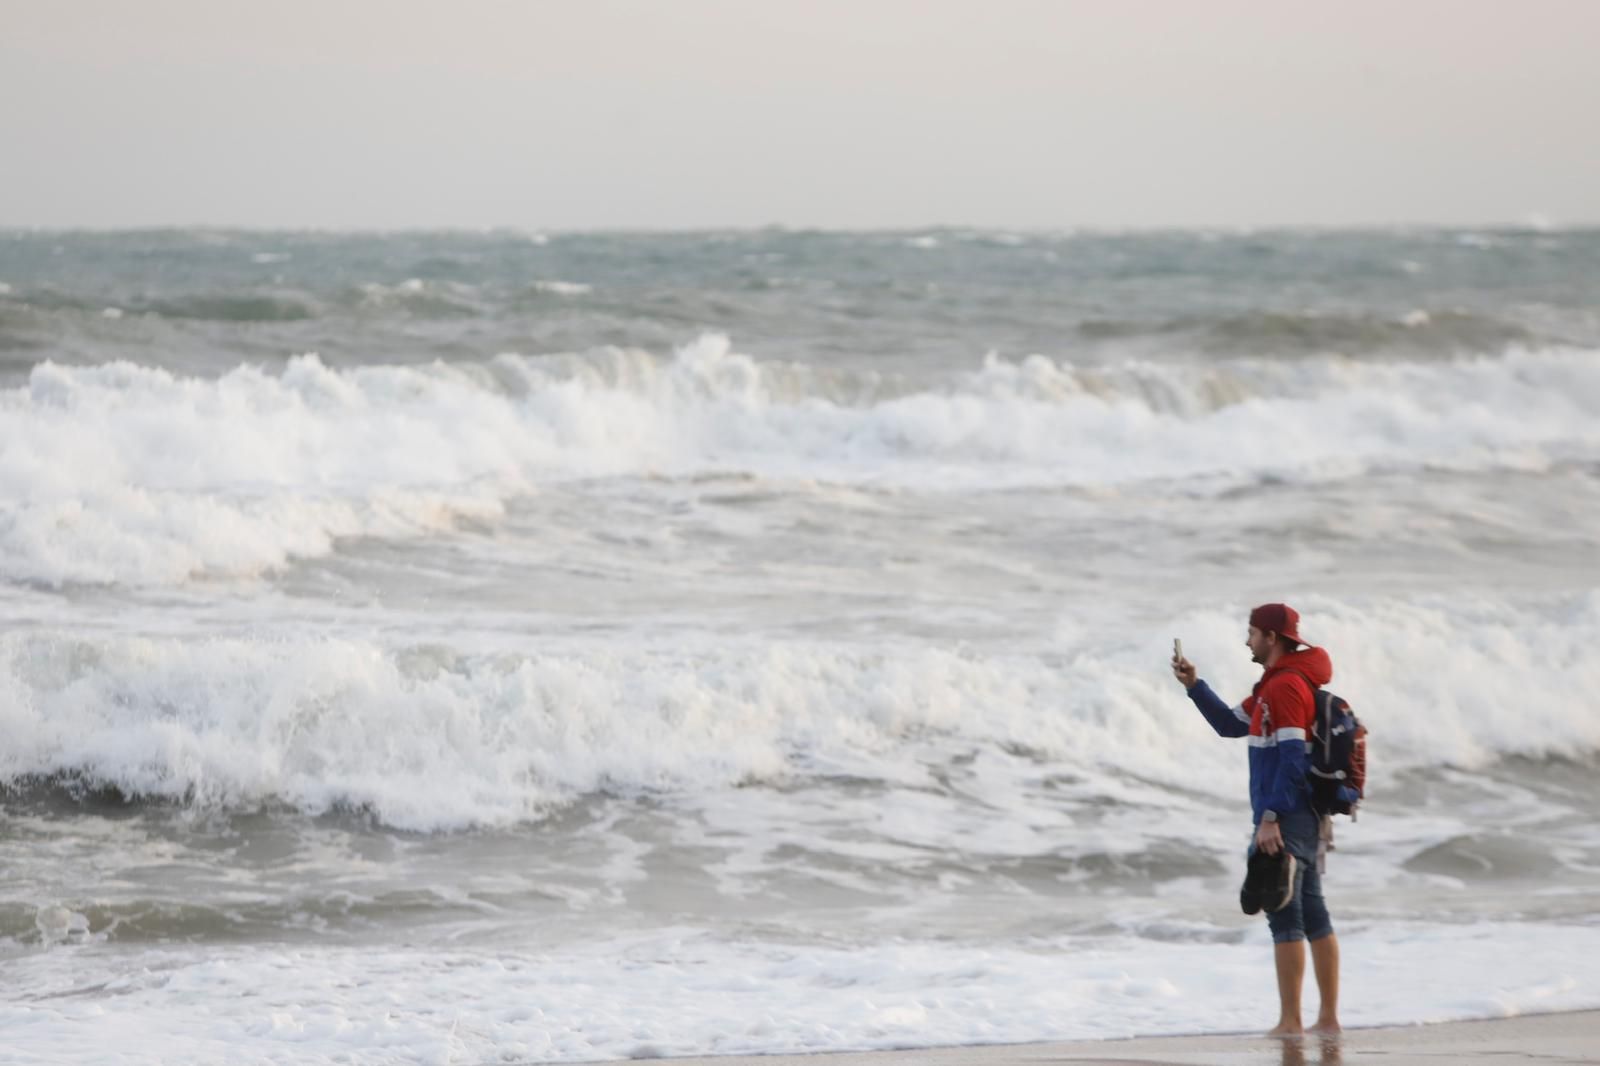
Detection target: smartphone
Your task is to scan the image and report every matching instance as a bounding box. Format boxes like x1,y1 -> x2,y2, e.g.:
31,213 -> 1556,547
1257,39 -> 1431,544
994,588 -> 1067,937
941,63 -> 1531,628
1173,638 -> 1183,660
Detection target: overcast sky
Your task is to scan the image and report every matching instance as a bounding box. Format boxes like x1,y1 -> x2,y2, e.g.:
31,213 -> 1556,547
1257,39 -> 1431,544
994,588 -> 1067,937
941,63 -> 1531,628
3,0 -> 1597,230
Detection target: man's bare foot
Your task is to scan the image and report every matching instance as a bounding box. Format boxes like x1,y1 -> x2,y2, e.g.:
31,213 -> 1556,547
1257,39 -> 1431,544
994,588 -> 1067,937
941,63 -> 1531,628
1265,1021 -> 1304,1038
1309,1019 -> 1342,1035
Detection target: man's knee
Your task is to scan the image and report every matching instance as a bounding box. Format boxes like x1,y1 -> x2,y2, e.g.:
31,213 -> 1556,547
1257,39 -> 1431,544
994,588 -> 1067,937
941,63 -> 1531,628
1266,901 -> 1307,944
1300,892 -> 1333,942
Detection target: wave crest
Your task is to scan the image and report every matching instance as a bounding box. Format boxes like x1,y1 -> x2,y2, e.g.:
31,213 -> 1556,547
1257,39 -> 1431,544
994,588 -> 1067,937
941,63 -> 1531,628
4,336 -> 1599,586
4,595 -> 1597,830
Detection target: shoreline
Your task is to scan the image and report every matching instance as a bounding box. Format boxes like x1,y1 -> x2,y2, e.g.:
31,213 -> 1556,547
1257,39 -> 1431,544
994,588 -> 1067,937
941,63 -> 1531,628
572,1010 -> 1600,1066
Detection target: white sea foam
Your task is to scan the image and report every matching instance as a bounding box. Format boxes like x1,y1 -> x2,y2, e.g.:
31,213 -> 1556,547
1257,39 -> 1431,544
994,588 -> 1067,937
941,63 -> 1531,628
4,921 -> 1599,1065
531,280 -> 592,296
3,337 -> 1598,587
1,357 -> 521,586
3,595 -> 1596,831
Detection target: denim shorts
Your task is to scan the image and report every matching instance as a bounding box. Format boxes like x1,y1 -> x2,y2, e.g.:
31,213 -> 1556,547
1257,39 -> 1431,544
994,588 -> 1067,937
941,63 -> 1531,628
1255,809 -> 1335,945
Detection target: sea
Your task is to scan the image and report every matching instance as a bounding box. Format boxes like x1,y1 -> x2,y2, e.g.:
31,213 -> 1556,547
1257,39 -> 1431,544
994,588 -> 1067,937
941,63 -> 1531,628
2,227 -> 1598,1065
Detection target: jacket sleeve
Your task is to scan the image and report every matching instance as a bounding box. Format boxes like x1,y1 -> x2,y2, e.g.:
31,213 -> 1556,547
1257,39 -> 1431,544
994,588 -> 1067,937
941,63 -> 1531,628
1263,675 -> 1314,816
1186,679 -> 1249,738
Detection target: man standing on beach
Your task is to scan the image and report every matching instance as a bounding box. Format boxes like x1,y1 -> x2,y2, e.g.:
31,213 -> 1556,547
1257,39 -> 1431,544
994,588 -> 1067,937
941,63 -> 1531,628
1171,603 -> 1342,1037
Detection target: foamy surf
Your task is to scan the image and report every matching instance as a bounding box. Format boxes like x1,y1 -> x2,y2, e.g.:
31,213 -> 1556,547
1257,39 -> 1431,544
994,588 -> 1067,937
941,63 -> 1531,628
4,593 -> 1596,830
4,337 -> 1598,587
6,923 -> 1600,1066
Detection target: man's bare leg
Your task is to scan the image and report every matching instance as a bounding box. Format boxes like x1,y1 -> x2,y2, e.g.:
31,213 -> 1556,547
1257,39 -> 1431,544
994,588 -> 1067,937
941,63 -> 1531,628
1308,933 -> 1341,1033
1266,940 -> 1305,1036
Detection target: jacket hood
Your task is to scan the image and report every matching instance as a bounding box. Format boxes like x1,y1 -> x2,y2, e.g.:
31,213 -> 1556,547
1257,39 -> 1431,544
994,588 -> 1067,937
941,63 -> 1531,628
1268,645 -> 1333,688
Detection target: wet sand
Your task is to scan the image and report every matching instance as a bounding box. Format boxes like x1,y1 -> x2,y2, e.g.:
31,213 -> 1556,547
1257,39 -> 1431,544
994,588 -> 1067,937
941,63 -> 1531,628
604,1011 -> 1599,1066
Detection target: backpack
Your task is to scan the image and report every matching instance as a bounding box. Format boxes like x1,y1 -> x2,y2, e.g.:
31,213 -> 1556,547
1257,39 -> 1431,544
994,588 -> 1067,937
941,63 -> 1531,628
1306,688 -> 1367,818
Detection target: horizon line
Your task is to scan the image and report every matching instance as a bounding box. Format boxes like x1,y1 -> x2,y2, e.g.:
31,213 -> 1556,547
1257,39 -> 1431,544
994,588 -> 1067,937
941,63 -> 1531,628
2,219 -> 1596,238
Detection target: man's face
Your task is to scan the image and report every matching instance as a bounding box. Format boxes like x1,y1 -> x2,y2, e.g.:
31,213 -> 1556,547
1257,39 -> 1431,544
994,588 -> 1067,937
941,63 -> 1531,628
1246,625 -> 1273,665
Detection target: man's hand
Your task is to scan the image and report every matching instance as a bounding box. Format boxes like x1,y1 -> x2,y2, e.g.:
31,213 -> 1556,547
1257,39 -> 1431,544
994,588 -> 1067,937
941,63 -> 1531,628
1255,819 -> 1283,855
1171,654 -> 1197,689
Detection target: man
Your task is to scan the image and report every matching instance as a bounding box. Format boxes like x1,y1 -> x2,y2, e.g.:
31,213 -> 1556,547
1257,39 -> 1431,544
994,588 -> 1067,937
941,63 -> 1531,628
1171,603 -> 1342,1037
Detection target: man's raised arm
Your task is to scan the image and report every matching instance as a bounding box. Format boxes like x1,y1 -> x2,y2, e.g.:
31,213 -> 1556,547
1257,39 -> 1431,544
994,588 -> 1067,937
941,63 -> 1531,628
1173,655 -> 1249,738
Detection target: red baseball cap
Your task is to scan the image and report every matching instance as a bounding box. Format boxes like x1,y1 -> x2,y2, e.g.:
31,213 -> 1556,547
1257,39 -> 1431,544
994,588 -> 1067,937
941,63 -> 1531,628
1249,603 -> 1302,645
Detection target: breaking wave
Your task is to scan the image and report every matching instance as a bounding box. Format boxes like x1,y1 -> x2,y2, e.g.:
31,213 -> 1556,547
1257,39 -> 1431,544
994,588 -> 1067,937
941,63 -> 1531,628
3,595 -> 1597,831
2,334 -> 1598,586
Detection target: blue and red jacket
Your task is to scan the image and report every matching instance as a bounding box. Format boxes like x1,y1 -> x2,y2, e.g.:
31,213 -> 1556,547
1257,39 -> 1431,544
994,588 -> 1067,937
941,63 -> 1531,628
1186,646 -> 1333,823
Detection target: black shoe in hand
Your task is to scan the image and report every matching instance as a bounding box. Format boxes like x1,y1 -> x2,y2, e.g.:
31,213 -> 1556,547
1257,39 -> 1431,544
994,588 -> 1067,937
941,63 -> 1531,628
1241,848 -> 1297,915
